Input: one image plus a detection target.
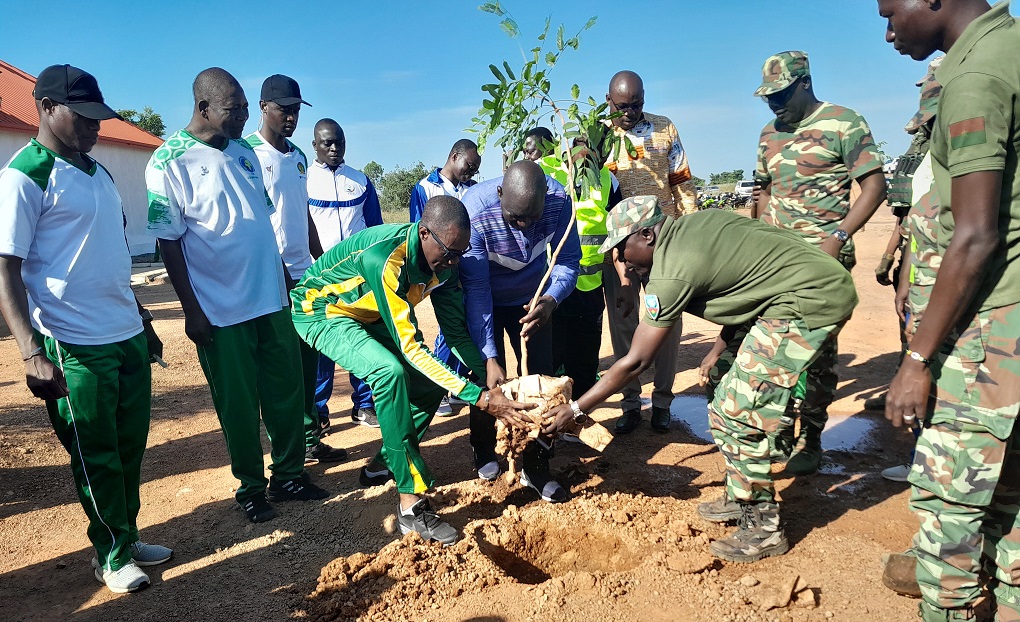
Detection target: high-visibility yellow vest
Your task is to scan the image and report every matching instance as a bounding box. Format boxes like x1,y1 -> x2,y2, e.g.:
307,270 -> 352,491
537,157 -> 611,292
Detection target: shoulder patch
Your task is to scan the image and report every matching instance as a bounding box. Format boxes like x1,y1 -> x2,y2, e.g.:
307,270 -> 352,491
7,142 -> 55,191
949,117 -> 987,150
644,294 -> 660,320
149,131 -> 198,172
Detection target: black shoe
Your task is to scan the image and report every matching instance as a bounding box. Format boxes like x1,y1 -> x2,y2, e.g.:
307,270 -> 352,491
239,493 -> 278,523
352,406 -> 380,428
520,468 -> 569,503
305,442 -> 348,465
359,465 -> 394,487
650,406 -> 670,433
267,475 -> 330,501
473,449 -> 502,482
615,409 -> 642,434
397,499 -> 459,546
317,415 -> 331,438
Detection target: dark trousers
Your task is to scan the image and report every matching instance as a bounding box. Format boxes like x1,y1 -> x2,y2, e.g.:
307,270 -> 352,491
469,304 -> 553,462
552,286 -> 605,398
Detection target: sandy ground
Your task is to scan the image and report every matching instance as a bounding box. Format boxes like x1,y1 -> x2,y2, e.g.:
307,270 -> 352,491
0,209 -> 923,621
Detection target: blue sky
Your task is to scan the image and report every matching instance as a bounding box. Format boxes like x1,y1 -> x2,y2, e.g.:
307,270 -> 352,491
2,1 -> 995,183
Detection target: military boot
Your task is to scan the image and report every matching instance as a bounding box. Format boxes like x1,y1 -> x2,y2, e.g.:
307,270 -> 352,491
785,421 -> 824,475
697,493 -> 741,523
709,501 -> 789,563
881,550 -> 920,597
918,601 -> 976,621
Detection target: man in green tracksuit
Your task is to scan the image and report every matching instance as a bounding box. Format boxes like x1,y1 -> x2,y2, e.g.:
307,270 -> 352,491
292,195 -> 532,545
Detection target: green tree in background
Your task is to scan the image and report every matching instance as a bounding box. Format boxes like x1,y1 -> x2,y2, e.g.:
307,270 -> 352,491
709,169 -> 745,184
363,161 -> 384,186
377,162 -> 433,213
116,106 -> 166,138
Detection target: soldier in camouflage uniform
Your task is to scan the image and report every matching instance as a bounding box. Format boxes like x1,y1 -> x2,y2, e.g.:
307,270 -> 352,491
542,196 -> 858,563
881,0 -> 1020,619
753,51 -> 887,476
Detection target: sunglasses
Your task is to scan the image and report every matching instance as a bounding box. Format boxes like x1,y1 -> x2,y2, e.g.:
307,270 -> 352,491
761,78 -> 801,105
425,226 -> 471,259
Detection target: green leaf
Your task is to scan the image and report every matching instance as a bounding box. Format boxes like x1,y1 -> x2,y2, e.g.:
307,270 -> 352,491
482,99 -> 495,110
545,52 -> 557,67
539,17 -> 551,41
499,18 -> 519,38
566,37 -> 579,50
503,61 -> 516,80
624,135 -> 638,158
478,2 -> 502,16
587,96 -> 598,107
556,25 -> 564,51
585,16 -> 598,30
571,83 -> 580,100
489,64 -> 505,84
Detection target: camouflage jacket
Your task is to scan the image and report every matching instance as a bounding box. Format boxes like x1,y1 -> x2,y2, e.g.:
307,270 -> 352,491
755,102 -> 884,253
907,153 -> 941,323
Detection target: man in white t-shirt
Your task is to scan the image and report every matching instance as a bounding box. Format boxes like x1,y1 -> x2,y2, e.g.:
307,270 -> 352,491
307,118 -> 383,430
408,138 -> 481,415
0,64 -> 171,593
246,74 -> 348,466
146,67 -> 329,523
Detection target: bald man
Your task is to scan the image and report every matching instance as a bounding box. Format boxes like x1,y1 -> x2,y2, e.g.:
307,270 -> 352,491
603,70 -> 693,435
459,160 -> 581,503
147,67 -> 328,524
307,118 -> 383,432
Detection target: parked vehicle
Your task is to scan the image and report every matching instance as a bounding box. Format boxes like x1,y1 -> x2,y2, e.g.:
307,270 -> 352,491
735,180 -> 755,198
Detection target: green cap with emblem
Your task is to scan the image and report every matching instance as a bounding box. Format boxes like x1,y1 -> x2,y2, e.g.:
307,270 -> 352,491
754,51 -> 810,97
599,195 -> 666,254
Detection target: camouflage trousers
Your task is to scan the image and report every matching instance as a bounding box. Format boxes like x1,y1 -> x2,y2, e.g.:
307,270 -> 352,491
707,317 -> 843,503
909,302 -> 1020,617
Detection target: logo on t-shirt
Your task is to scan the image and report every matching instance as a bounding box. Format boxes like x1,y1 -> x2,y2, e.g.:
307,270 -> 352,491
645,294 -> 660,320
297,162 -> 306,175
239,156 -> 256,174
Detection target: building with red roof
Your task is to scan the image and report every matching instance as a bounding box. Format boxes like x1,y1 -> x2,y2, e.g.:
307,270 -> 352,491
0,59 -> 163,254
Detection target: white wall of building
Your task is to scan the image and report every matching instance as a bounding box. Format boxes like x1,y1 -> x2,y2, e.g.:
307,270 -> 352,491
0,130 -> 157,255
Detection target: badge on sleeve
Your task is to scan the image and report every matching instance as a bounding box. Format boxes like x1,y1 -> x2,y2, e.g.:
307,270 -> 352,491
949,117 -> 987,150
644,294 -> 660,320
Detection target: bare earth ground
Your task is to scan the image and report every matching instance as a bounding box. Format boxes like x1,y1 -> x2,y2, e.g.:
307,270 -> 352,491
0,209 -> 922,622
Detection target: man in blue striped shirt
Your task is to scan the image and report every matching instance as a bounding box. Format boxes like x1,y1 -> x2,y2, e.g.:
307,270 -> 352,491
460,160 -> 581,503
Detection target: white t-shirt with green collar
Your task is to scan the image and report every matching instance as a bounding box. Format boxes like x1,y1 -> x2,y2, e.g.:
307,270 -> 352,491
145,129 -> 288,327
0,139 -> 141,345
245,132 -> 313,281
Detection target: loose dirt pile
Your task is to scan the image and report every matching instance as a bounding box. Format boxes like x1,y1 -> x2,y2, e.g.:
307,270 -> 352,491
300,491 -> 833,622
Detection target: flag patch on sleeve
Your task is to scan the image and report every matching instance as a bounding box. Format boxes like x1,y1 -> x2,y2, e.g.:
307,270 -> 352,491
645,294 -> 660,320
949,117 -> 987,150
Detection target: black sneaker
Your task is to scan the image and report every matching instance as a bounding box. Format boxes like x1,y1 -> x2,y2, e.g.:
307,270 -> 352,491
239,493 -> 278,523
359,465 -> 394,487
615,409 -> 642,434
397,499 -> 459,546
352,406 -> 381,428
305,442 -> 348,465
318,415 -> 331,438
520,468 -> 569,503
267,475 -> 330,501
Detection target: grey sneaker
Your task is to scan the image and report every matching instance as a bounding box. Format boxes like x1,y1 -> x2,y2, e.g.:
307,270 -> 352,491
697,493 -> 741,523
709,502 -> 789,563
398,499 -> 459,546
351,407 -> 380,428
129,541 -> 173,567
92,559 -> 150,593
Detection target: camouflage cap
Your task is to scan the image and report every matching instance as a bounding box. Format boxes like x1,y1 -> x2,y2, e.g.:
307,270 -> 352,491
905,55 -> 944,134
599,196 -> 666,254
754,51 -> 810,97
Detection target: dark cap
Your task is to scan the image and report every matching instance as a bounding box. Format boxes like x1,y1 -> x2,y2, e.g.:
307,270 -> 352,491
33,64 -> 121,121
260,74 -> 311,106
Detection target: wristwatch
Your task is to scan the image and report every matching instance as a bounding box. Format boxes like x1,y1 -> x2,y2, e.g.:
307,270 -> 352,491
569,400 -> 587,425
833,229 -> 850,244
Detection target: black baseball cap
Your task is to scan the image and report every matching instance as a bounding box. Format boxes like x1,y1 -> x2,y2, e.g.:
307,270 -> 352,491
33,64 -> 121,121
260,74 -> 311,106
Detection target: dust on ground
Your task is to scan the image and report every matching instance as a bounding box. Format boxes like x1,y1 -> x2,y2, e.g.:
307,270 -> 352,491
0,210 -> 920,621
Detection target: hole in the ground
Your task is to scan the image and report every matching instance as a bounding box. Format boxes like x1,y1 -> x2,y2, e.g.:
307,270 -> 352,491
477,518 -> 640,584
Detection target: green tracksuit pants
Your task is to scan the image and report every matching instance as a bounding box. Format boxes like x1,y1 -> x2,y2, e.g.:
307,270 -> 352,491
196,309 -> 305,502
294,316 -> 446,494
44,332 -> 151,572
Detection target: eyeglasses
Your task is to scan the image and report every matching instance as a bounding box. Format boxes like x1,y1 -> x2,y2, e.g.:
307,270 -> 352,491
609,98 -> 643,113
425,226 -> 471,259
761,79 -> 801,105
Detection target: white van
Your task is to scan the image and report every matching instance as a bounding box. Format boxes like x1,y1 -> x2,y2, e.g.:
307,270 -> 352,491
735,180 -> 755,198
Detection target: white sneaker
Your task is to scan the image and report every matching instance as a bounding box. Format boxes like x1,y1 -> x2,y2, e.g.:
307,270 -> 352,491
130,541 -> 173,566
92,558 -> 150,593
435,397 -> 454,417
881,464 -> 911,482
